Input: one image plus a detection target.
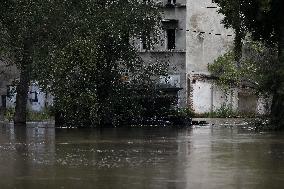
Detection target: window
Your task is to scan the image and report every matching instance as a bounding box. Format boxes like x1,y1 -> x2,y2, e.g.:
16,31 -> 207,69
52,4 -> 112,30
29,91 -> 38,102
168,0 -> 176,4
162,19 -> 178,50
166,29 -> 175,50
165,0 -> 176,7
6,85 -> 16,98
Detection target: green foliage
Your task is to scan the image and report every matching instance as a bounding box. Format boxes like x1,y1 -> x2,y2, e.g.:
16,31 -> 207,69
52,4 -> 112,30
214,0 -> 281,46
0,0 -> 168,127
167,108 -> 195,118
208,51 -> 238,89
212,104 -> 237,118
196,104 -> 256,118
208,39 -> 278,93
195,104 -> 237,118
3,108 -> 52,122
213,0 -> 284,127
36,1 -> 164,127
26,109 -> 52,122
4,108 -> 14,121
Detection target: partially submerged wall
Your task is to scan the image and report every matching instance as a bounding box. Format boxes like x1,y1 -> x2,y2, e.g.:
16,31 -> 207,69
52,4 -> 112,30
186,0 -> 268,114
187,75 -> 238,113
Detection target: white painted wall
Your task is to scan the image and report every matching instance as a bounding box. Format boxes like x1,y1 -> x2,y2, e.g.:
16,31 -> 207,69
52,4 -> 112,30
6,83 -> 53,112
190,79 -> 238,113
186,0 -> 240,113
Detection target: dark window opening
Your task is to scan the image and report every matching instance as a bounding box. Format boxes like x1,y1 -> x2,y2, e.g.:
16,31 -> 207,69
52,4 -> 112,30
165,0 -> 176,7
168,0 -> 176,4
30,91 -> 38,102
6,85 -> 15,98
167,29 -> 175,50
1,95 -> 6,108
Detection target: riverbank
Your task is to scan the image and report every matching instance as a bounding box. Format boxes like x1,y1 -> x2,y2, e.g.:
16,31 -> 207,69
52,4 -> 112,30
0,118 -> 258,128
192,118 -> 253,125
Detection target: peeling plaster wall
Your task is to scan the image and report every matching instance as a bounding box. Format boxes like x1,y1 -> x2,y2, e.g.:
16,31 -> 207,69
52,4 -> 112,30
186,0 -> 234,74
188,78 -> 238,113
185,0 -> 269,114
186,0 -> 239,113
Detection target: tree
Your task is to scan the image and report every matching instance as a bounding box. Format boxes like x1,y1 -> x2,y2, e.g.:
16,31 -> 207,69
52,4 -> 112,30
0,1 -> 57,125
0,0 -> 165,126
213,0 -> 284,128
209,39 -> 277,94
213,0 -> 245,63
0,0 -> 165,125
40,0 -> 165,127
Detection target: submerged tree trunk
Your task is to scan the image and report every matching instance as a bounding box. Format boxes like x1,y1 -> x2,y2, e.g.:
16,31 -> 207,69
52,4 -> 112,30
271,8 -> 284,129
14,40 -> 32,126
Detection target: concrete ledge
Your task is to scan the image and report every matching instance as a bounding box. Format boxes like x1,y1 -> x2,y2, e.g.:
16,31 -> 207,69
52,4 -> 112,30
192,118 -> 252,126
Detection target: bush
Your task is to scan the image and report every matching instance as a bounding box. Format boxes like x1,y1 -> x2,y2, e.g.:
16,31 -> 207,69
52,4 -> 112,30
3,107 -> 53,122
167,107 -> 195,118
214,104 -> 237,118
26,108 -> 53,121
4,108 -> 15,121
196,104 -> 260,118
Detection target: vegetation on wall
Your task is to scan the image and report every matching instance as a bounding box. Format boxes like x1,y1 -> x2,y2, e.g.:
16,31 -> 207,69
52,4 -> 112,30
213,0 -> 283,128
208,39 -> 277,94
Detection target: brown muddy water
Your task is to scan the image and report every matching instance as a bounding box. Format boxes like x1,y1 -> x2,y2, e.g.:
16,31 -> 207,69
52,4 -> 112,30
0,122 -> 284,189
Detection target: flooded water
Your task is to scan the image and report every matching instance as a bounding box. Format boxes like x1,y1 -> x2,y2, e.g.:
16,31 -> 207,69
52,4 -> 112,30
0,123 -> 284,189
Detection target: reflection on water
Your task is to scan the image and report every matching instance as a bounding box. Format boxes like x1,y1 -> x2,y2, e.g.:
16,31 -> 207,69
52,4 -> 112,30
0,123 -> 284,189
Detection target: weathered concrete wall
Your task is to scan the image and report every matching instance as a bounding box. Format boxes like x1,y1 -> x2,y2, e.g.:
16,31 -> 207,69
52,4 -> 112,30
138,1 -> 187,107
0,61 -> 18,109
188,77 -> 238,113
257,96 -> 272,115
161,5 -> 187,51
186,0 -> 239,113
0,61 -> 18,94
140,51 -> 186,106
186,0 -> 234,74
185,0 -> 270,114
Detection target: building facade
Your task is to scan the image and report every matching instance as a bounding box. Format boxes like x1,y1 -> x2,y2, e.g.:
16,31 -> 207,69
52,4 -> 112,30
0,0 -> 268,114
186,0 -> 268,114
137,0 -> 187,107
186,0 -> 238,113
145,0 -> 267,114
0,61 -> 52,112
